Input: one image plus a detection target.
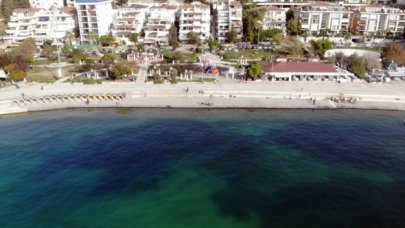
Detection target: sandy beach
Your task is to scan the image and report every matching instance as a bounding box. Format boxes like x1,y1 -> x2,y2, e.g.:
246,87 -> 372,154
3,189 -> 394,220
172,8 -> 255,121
1,81 -> 405,115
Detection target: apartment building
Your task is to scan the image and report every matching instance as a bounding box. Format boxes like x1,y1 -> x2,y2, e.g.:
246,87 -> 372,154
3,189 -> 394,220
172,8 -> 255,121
112,4 -> 150,40
297,2 -> 352,34
4,7 -> 76,44
75,0 -> 113,43
262,6 -> 286,30
213,0 -> 243,42
351,5 -> 405,36
179,1 -> 211,42
143,4 -> 178,45
29,0 -> 64,9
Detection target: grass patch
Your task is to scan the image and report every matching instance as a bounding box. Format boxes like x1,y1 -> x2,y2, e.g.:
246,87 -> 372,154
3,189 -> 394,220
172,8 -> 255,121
221,50 -> 271,60
162,50 -> 199,63
27,65 -> 79,83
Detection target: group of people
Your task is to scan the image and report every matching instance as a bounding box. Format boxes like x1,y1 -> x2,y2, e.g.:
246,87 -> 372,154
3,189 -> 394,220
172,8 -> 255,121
330,96 -> 358,104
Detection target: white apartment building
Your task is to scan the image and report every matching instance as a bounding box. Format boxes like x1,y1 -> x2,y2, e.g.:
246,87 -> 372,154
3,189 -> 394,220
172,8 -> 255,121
112,4 -> 150,41
143,5 -> 178,45
213,0 -> 243,41
297,2 -> 352,34
352,5 -> 405,36
75,0 -> 113,43
4,7 -> 76,44
179,1 -> 211,42
29,0 -> 64,9
262,6 -> 286,30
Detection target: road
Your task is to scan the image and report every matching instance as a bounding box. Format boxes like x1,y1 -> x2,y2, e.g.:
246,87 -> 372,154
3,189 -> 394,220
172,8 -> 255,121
136,61 -> 148,84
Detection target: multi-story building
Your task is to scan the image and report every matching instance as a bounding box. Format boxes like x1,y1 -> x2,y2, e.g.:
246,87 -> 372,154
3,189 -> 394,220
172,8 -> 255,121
112,4 -> 150,41
351,5 -> 405,36
29,0 -> 64,9
179,1 -> 211,42
4,7 -> 76,44
143,4 -> 178,45
75,0 -> 113,43
296,2 -> 353,34
213,0 -> 243,42
262,6 -> 286,30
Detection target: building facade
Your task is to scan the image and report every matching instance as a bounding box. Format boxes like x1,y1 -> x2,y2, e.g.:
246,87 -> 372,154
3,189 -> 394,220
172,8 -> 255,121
179,1 -> 211,42
143,4 -> 178,45
4,7 -> 76,44
297,2 -> 353,34
29,0 -> 64,9
75,0 -> 113,43
111,4 -> 150,41
351,5 -> 405,36
213,0 -> 243,41
262,6 -> 286,30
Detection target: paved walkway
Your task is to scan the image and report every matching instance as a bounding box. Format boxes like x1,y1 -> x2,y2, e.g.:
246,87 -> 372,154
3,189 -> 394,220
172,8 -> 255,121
136,61 -> 148,84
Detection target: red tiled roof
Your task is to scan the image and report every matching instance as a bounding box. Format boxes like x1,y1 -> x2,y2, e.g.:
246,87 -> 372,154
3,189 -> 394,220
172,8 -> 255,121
59,7 -> 76,15
182,2 -> 209,9
261,62 -> 337,73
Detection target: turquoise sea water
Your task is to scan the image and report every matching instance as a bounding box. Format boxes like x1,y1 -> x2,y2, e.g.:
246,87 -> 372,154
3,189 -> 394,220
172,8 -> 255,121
0,109 -> 405,228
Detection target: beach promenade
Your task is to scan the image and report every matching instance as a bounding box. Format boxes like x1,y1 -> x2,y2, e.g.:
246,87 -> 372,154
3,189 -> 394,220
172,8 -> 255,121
1,81 -> 405,115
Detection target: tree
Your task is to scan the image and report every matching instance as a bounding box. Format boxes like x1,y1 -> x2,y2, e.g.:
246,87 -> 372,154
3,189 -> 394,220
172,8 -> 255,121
310,38 -> 333,59
207,38 -> 220,52
246,62 -> 263,80
1,0 -> 29,21
42,45 -> 56,61
111,63 -> 131,80
347,53 -> 366,79
287,19 -> 300,36
350,17 -> 359,35
243,5 -> 266,43
364,56 -> 381,73
97,35 -> 114,46
87,31 -> 98,45
273,33 -> 284,44
187,32 -> 202,46
128,33 -> 139,44
301,29 -> 309,42
64,31 -> 75,45
137,43 -> 145,52
100,54 -> 115,66
381,43 -> 405,67
286,8 -> 295,23
261,28 -> 282,41
18,38 -> 37,57
168,24 -> 180,49
227,27 -> 238,43
9,69 -> 25,81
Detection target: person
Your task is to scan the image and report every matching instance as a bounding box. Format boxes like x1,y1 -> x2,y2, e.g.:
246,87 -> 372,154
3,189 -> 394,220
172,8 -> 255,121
21,92 -> 25,98
313,98 -> 316,105
41,86 -> 44,90
86,99 -> 89,104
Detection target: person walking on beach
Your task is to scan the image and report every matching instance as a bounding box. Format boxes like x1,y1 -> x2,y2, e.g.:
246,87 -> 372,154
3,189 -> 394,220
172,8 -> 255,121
313,98 -> 316,105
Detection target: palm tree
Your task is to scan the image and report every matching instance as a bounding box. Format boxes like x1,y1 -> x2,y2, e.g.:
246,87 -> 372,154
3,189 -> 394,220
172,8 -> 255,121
64,31 -> 75,45
87,31 -> 98,45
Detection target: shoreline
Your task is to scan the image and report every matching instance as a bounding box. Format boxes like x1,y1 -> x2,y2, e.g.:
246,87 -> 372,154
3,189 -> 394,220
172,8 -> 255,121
1,81 -> 405,115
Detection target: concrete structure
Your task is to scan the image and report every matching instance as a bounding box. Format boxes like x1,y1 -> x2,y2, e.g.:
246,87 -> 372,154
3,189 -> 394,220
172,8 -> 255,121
296,2 -> 353,34
262,6 -> 286,30
4,7 -> 76,44
127,51 -> 163,63
143,4 -> 178,45
261,61 -> 352,81
179,1 -> 211,42
213,0 -> 243,41
351,5 -> 405,36
112,4 -> 150,41
29,0 -> 64,9
75,0 -> 113,43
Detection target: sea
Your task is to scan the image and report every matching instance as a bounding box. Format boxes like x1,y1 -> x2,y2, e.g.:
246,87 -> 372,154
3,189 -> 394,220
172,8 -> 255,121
0,108 -> 404,228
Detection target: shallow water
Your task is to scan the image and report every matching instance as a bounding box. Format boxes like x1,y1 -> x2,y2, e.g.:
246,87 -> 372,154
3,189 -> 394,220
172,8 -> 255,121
0,109 -> 405,228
